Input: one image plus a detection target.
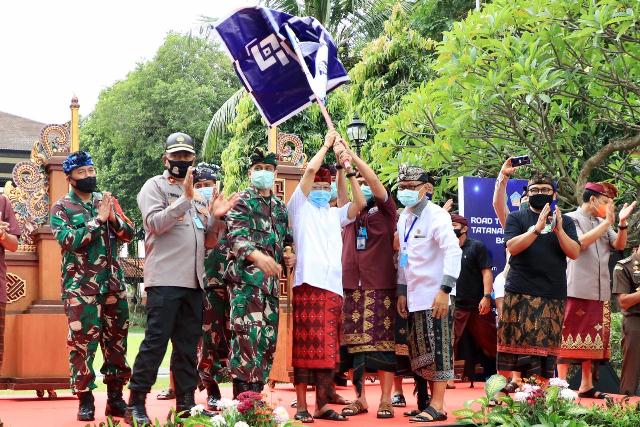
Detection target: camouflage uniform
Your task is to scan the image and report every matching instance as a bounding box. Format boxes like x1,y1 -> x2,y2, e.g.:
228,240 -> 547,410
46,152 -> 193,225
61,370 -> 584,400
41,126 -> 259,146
225,187 -> 289,384
198,231 -> 232,387
51,191 -> 134,393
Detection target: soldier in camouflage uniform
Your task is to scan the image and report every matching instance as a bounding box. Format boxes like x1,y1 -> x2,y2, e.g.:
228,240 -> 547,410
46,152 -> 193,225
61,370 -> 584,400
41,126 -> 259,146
193,163 -> 231,410
225,148 -> 294,397
51,151 -> 134,422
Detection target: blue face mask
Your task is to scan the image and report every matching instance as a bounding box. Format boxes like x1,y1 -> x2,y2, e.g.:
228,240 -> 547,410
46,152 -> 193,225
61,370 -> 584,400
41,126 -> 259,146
251,170 -> 275,190
308,190 -> 332,208
196,187 -> 214,201
398,189 -> 421,207
361,185 -> 373,201
330,182 -> 338,201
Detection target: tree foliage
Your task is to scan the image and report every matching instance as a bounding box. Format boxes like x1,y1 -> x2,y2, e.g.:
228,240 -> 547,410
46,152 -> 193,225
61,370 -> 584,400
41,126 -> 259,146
376,0 -> 640,218
81,33 -> 237,224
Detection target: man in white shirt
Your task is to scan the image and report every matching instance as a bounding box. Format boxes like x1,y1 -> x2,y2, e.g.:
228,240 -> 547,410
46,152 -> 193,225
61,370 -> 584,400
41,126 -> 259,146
396,164 -> 462,423
288,130 -> 366,423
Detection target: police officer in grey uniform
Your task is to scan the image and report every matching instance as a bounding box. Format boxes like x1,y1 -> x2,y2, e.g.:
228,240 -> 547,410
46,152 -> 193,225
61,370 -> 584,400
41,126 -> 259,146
125,133 -> 237,425
612,245 -> 640,396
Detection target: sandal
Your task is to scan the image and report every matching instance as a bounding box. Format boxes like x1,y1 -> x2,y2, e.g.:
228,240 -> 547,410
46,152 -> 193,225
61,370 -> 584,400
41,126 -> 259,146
295,410 -> 314,423
501,381 -> 519,394
409,406 -> 447,423
315,409 -> 347,421
391,393 -> 406,407
377,401 -> 394,419
156,389 -> 175,400
341,400 -> 368,416
578,388 -> 609,399
404,409 -> 421,417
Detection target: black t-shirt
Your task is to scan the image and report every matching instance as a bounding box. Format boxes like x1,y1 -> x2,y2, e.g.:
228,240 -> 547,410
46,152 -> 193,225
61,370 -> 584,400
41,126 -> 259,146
455,238 -> 493,308
504,209 -> 579,299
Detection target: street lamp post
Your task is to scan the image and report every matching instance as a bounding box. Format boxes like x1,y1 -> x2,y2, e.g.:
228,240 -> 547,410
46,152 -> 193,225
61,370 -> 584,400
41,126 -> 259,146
346,114 -> 368,156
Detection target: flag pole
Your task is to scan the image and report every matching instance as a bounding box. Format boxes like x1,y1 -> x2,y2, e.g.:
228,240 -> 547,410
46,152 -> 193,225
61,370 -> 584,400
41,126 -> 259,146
316,98 -> 334,131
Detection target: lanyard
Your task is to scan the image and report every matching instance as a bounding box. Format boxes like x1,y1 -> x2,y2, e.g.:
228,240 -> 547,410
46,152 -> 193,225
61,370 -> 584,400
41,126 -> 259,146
403,216 -> 418,244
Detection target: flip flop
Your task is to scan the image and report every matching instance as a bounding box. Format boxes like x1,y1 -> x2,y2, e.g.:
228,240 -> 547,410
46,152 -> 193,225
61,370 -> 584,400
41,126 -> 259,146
377,401 -> 394,419
295,410 -> 314,423
404,409 -> 421,417
329,394 -> 352,405
156,389 -> 175,400
341,400 -> 368,416
578,388 -> 609,399
409,406 -> 447,423
315,409 -> 347,421
392,393 -> 407,407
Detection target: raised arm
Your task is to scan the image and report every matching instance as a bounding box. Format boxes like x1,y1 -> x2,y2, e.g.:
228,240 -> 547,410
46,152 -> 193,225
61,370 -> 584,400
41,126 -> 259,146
137,178 -> 192,236
300,131 -> 338,196
493,158 -> 516,228
348,148 -> 386,200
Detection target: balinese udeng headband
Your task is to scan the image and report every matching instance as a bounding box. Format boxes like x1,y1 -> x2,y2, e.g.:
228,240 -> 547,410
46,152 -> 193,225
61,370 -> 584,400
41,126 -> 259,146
398,164 -> 434,185
194,163 -> 221,182
314,166 -> 332,184
249,148 -> 278,167
585,182 -> 618,199
450,213 -> 468,227
63,151 -> 94,175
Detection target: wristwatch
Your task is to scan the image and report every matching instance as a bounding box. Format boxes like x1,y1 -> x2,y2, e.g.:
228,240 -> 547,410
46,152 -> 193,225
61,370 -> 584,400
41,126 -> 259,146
440,285 -> 452,294
483,293 -> 492,299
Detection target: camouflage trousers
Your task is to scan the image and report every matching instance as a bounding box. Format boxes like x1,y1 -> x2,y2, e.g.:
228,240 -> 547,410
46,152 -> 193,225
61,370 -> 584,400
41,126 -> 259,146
228,283 -> 278,383
198,286 -> 231,387
63,291 -> 131,393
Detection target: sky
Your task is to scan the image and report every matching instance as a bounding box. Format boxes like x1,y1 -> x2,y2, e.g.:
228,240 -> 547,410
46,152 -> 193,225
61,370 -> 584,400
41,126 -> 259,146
0,0 -> 258,124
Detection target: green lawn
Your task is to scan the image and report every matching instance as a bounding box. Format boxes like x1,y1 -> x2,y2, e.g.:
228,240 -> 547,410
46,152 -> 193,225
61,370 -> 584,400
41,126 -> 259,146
1,327 -> 173,396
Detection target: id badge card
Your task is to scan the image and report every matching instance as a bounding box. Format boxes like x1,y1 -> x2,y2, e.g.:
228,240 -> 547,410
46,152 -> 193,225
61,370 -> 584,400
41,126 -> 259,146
399,251 -> 408,268
356,235 -> 366,251
193,215 -> 205,230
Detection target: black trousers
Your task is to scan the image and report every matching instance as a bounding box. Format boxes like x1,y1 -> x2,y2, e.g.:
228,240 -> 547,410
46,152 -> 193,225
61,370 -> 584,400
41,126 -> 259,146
129,286 -> 203,395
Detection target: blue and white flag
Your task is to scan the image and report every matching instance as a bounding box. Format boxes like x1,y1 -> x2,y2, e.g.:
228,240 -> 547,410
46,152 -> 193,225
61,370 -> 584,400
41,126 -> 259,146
215,7 -> 350,126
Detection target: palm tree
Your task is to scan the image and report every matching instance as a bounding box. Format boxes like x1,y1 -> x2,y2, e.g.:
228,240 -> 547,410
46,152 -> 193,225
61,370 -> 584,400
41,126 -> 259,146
202,0 -> 413,159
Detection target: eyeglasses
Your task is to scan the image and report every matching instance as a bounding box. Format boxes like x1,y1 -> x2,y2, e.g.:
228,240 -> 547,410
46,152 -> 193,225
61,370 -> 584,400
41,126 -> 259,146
528,187 -> 554,195
398,183 -> 424,191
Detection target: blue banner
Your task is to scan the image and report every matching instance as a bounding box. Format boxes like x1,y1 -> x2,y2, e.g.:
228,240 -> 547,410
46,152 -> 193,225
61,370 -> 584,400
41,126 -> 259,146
215,7 -> 349,126
458,176 -> 528,275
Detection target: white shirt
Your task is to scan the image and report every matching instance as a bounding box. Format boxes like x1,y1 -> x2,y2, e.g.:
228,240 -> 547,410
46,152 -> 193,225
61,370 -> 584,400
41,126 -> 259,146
287,186 -> 354,296
397,199 -> 462,312
493,271 -> 506,299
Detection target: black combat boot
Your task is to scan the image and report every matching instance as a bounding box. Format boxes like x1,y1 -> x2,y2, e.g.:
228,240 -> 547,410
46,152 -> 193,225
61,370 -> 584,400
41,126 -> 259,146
105,383 -> 127,417
124,390 -> 151,426
206,382 -> 222,411
232,378 -> 252,398
77,391 -> 95,421
175,392 -> 215,418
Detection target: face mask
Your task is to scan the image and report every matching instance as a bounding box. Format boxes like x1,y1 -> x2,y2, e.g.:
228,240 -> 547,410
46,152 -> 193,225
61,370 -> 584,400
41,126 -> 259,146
454,228 -> 465,238
197,187 -> 214,201
330,182 -> 338,200
251,170 -> 275,190
528,194 -> 553,210
167,159 -> 192,179
519,200 -> 530,212
593,199 -> 608,218
72,176 -> 97,193
361,185 -> 373,201
308,190 -> 332,208
398,189 -> 420,208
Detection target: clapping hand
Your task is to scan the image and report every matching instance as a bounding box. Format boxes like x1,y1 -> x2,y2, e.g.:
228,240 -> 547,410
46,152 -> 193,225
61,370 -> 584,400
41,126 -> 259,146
209,192 -> 240,219
535,203 -> 550,234
97,193 -> 113,223
618,201 -> 637,224
183,167 -> 195,200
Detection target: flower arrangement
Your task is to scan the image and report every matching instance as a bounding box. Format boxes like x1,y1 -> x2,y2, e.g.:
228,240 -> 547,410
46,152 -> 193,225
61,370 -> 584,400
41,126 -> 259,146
178,391 -> 300,427
453,374 -> 589,426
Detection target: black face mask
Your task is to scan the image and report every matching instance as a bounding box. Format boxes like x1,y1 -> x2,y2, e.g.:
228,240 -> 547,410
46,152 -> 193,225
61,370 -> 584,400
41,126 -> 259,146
72,176 -> 97,193
528,194 -> 553,210
454,228 -> 465,238
167,159 -> 192,179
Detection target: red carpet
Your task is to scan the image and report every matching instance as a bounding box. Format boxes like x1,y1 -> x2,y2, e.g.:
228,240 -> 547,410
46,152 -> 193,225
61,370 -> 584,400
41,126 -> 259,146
0,381 -> 635,427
